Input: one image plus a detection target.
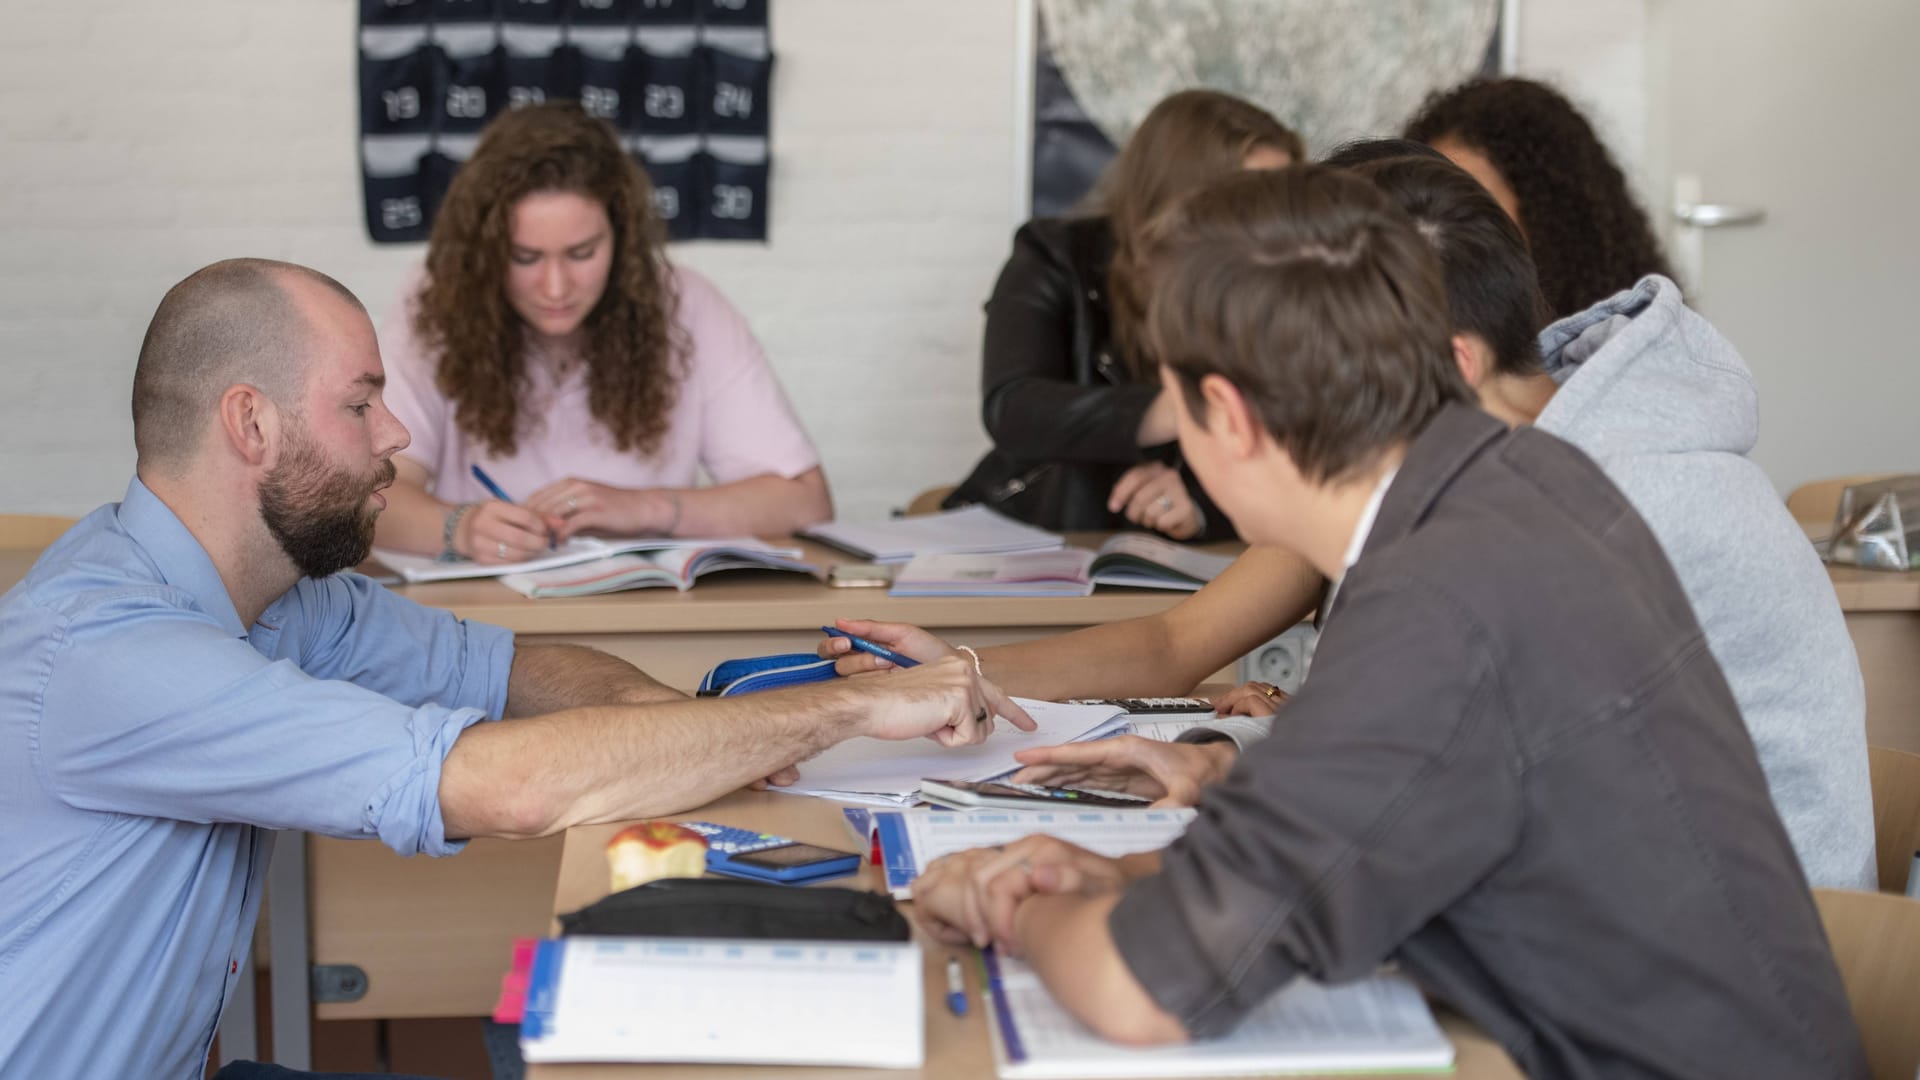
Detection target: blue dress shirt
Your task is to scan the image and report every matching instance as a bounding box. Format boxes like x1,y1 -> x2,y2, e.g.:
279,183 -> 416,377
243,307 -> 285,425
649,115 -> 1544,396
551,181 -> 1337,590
0,479 -> 515,1079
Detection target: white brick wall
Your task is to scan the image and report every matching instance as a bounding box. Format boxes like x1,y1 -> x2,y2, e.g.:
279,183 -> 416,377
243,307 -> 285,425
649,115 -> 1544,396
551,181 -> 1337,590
0,1 -> 1649,522
0,0 -> 1023,522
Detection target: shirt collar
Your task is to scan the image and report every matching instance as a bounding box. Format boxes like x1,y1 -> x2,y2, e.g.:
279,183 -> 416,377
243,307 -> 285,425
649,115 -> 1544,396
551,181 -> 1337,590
1339,467 -> 1399,576
116,477 -> 248,638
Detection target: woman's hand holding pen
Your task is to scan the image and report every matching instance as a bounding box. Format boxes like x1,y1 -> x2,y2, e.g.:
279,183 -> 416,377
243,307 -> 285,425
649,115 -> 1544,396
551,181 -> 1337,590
455,501 -> 564,564
816,618 -> 959,675
526,478 -> 677,541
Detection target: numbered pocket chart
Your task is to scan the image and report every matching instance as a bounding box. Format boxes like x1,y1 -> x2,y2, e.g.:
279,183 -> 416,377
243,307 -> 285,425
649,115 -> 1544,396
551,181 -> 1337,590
359,0 -> 771,244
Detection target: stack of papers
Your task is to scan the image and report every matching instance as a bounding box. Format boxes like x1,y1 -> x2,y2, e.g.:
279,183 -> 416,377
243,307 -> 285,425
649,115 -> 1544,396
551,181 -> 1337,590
519,936 -> 923,1067
889,534 -> 1235,597
856,806 -> 1198,898
985,951 -> 1454,1078
778,699 -> 1126,806
374,536 -> 801,584
803,505 -> 1064,563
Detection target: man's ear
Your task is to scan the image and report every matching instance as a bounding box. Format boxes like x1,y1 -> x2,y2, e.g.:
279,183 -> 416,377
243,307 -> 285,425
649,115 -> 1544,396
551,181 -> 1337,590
1196,373 -> 1264,460
217,384 -> 279,468
1450,333 -> 1485,387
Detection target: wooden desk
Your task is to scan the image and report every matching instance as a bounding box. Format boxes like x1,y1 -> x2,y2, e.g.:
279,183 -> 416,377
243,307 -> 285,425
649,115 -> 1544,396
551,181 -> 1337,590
1823,563 -> 1920,755
531,793 -> 1524,1080
310,539 -> 1212,1024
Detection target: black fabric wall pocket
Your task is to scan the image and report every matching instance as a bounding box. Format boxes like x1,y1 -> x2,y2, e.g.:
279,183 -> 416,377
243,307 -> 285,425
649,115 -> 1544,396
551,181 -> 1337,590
363,161 -> 433,243
637,152 -> 702,240
362,0 -> 432,27
635,49 -> 700,137
560,877 -> 909,941
701,0 -> 767,27
576,50 -> 631,129
703,154 -> 767,240
701,46 -> 770,138
361,47 -> 444,136
440,47 -> 505,134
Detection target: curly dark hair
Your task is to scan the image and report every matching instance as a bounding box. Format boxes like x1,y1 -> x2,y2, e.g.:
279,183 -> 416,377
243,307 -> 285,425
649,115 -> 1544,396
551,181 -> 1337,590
1404,77 -> 1674,320
412,101 -> 686,458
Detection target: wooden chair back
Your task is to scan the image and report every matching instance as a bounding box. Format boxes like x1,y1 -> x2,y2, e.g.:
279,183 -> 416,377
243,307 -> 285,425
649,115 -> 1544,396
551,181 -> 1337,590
1814,887 -> 1920,1079
1870,745 -> 1920,894
904,485 -> 957,517
1786,473 -> 1898,526
0,514 -> 77,549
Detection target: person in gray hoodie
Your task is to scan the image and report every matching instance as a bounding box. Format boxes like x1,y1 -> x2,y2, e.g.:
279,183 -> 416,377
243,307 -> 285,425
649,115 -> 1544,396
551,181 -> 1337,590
992,150 -> 1877,889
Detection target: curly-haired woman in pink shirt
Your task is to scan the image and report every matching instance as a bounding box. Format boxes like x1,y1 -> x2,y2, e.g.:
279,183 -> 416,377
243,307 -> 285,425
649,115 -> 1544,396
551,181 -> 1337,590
373,102 -> 830,564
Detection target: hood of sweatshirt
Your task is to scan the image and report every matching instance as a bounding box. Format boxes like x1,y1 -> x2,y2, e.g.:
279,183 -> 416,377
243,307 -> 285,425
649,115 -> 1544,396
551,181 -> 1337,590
1535,275 -> 1758,462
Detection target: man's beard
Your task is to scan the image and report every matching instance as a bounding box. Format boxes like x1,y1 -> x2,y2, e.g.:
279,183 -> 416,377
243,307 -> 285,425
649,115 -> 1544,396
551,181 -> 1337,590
258,423 -> 396,579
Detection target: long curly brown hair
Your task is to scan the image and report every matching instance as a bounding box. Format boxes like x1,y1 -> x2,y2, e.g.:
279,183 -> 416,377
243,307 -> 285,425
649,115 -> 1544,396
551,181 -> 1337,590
1087,90 -> 1304,378
1405,77 -> 1675,321
413,101 -> 686,457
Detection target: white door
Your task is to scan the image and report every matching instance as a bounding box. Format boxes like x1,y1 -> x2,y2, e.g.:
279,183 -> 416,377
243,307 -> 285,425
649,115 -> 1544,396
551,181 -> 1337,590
1650,0 -> 1920,492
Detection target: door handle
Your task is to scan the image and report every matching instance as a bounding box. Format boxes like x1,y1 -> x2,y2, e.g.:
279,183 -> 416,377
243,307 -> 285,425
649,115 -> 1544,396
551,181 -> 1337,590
1673,203 -> 1766,228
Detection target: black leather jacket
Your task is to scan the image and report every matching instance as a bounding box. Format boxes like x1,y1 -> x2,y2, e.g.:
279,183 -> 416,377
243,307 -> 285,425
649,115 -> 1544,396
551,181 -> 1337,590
947,216 -> 1231,538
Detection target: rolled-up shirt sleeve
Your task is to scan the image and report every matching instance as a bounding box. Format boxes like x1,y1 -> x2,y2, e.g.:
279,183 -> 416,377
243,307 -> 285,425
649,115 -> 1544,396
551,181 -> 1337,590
31,589 -> 486,856
1107,578 -> 1521,1037
276,572 -> 513,718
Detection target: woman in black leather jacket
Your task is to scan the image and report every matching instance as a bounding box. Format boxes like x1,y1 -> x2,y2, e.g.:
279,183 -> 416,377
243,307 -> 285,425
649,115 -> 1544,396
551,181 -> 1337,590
948,90 -> 1302,539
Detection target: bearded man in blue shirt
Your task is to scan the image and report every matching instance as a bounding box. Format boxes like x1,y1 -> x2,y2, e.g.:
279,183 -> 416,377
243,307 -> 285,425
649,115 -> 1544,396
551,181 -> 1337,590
0,259 -> 1027,1079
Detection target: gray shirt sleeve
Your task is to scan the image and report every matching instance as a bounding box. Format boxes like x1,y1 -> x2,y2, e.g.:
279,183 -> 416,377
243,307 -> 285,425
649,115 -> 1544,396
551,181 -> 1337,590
1107,577 -> 1523,1038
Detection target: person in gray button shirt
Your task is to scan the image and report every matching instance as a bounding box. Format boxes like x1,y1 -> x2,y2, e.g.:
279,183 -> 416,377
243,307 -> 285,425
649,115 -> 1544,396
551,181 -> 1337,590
912,165 -> 1865,1079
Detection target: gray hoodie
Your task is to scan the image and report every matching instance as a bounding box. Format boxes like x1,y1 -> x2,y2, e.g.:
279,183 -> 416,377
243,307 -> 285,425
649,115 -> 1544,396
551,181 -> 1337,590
1535,274 -> 1874,889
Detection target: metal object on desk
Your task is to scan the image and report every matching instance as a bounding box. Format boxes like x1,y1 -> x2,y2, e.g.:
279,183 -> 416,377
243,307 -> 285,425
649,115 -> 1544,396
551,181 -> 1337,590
1828,475 -> 1920,571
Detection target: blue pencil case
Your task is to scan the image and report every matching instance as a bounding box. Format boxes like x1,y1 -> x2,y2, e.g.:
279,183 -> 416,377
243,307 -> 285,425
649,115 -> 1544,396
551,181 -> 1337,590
697,653 -> 839,697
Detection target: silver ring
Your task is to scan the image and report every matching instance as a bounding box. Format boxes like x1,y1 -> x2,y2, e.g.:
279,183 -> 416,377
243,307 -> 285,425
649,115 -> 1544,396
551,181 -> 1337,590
566,496 -> 578,512
496,542 -> 508,559
1155,495 -> 1173,512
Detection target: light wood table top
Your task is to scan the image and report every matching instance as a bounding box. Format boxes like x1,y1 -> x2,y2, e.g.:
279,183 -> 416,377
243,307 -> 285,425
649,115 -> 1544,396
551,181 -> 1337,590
534,793 -> 1524,1080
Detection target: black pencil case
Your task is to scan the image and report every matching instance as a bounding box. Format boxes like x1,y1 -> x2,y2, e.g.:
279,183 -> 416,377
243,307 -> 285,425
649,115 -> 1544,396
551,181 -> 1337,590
558,876 -> 910,942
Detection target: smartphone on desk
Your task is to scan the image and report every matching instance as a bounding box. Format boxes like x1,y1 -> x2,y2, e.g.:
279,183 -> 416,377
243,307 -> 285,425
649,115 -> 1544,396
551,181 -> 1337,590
920,778 -> 1151,811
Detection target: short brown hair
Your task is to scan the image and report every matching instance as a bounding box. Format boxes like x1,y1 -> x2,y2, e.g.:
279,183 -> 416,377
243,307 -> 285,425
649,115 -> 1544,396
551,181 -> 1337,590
1146,165 -> 1471,484
132,258 -> 364,467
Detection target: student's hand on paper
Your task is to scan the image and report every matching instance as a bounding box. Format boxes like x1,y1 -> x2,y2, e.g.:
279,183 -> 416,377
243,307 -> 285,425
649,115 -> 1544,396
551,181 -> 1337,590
747,765 -> 802,790
853,656 -> 1036,746
1108,463 -> 1201,540
458,500 -> 564,564
914,836 -> 1126,954
1211,681 -> 1291,717
1008,736 -> 1234,808
817,618 -> 958,675
527,478 -> 677,541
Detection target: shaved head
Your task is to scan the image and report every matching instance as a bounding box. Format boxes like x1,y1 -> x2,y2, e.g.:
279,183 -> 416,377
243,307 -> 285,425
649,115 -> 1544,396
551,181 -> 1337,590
132,258 -> 367,467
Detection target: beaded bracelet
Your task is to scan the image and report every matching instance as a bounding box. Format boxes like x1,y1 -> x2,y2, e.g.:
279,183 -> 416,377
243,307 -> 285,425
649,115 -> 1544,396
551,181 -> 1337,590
440,502 -> 478,561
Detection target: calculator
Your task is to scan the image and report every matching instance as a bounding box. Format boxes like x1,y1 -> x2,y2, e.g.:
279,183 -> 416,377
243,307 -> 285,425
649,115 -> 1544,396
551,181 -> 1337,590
1068,696 -> 1215,713
679,821 -> 864,885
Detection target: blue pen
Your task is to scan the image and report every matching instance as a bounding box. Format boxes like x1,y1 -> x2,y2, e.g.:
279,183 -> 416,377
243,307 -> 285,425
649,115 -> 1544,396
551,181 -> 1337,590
470,465 -> 515,504
945,956 -> 969,1017
820,626 -> 920,668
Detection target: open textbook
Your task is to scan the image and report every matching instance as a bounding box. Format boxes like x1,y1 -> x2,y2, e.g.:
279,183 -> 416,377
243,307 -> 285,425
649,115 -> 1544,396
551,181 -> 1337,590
372,537 -> 817,588
500,543 -> 820,596
985,951 -> 1453,1078
889,534 -> 1235,597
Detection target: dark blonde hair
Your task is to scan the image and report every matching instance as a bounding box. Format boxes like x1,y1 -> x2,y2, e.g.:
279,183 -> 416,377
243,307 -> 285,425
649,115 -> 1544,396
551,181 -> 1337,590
413,101 -> 686,457
1088,89 -> 1304,377
1146,166 -> 1471,484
